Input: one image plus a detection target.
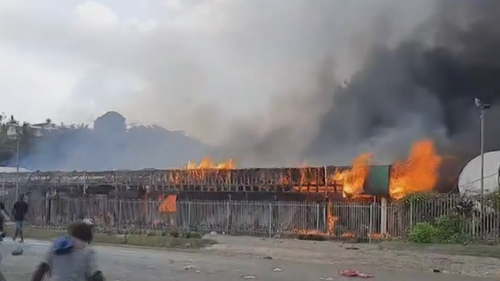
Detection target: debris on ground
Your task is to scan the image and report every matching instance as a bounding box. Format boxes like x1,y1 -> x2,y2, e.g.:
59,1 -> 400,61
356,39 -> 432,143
272,267 -> 283,272
345,247 -> 360,250
182,264 -> 199,271
262,256 -> 273,260
11,246 -> 23,256
242,275 -> 257,279
338,269 -> 374,278
320,277 -> 335,280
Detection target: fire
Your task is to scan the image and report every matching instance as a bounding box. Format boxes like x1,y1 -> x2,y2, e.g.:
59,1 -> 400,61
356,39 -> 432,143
332,153 -> 372,197
158,194 -> 177,212
185,157 -> 235,169
331,138 -> 442,199
389,139 -> 442,199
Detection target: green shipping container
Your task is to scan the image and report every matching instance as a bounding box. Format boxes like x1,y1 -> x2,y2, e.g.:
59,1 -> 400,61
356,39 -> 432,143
364,165 -> 391,196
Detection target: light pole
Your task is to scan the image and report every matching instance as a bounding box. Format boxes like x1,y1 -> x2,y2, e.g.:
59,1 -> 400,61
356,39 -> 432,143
474,98 -> 490,222
7,124 -> 21,200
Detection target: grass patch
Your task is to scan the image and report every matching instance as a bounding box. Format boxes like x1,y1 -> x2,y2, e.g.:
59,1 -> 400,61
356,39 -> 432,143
5,226 -> 215,249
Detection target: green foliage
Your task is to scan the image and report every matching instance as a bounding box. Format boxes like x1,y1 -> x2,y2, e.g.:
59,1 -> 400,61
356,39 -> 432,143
408,222 -> 437,243
169,229 -> 180,237
403,192 -> 439,205
485,191 -> 500,211
0,114 -> 48,165
434,215 -> 462,242
184,231 -> 202,239
409,215 -> 464,244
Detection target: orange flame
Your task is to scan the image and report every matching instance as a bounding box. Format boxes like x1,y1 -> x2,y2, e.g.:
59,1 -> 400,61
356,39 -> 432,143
332,153 -> 372,197
331,138 -> 441,199
185,157 -> 235,169
158,194 -> 177,212
389,139 -> 442,199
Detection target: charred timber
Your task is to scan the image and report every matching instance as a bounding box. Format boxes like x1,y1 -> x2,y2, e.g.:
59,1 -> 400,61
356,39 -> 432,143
0,165 -> 391,196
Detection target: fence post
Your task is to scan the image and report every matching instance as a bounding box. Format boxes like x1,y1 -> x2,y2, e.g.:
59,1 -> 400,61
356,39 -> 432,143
118,199 -> 122,229
268,202 -> 273,238
187,201 -> 192,232
380,197 -> 387,237
409,200 -> 414,227
150,200 -> 155,230
369,203 -> 373,243
226,201 -> 230,234
316,203 -> 320,232
323,202 -> 327,234
472,211 -> 476,237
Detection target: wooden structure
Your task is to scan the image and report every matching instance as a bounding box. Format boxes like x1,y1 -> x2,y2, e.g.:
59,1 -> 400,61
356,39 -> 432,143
0,165 -> 392,199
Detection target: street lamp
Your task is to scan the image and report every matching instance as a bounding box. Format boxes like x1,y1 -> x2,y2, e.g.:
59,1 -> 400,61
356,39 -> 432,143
474,98 -> 491,221
7,124 -> 21,200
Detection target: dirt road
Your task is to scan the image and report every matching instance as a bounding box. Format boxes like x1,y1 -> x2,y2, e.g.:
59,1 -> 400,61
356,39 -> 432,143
203,234 -> 500,278
0,237 -> 498,280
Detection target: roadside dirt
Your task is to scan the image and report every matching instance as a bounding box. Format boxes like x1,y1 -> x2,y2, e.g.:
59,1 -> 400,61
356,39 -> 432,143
202,234 -> 500,278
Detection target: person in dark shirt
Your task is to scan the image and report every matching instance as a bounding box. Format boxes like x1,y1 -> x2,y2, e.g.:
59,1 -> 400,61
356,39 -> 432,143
12,194 -> 28,243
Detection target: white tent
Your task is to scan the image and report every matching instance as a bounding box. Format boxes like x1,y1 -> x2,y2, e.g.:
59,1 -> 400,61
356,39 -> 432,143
458,151 -> 500,195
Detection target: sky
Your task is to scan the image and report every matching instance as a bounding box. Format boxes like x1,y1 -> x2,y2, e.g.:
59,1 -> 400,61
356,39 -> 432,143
0,0 -> 435,144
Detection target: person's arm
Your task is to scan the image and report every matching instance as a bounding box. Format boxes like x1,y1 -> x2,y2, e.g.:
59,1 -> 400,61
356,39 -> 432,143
31,249 -> 52,281
87,249 -> 105,281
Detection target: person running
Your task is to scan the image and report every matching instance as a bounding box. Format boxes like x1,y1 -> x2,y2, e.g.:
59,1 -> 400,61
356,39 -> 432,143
0,202 -> 8,241
12,194 -> 28,243
31,220 -> 105,281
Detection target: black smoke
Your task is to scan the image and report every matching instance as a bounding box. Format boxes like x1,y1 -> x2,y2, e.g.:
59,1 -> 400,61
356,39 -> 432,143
225,0 -> 500,174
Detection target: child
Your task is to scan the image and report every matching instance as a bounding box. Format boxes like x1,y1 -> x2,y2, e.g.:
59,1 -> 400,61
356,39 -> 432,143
30,220 -> 104,281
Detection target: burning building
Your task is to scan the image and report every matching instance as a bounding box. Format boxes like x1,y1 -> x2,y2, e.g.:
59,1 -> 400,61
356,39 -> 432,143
0,138 -> 443,202
0,138 -> 448,239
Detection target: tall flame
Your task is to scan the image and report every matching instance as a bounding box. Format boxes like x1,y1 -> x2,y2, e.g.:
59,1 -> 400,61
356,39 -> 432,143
185,157 -> 235,169
332,153 -> 372,197
389,139 -> 442,199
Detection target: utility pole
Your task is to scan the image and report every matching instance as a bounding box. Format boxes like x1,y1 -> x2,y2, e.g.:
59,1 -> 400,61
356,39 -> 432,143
474,97 -> 491,236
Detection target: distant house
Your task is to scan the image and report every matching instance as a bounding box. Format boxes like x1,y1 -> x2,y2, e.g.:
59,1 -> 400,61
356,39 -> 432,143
7,122 -> 58,139
30,122 -> 59,136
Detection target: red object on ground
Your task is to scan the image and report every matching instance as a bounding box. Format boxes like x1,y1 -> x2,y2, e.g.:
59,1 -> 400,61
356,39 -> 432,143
339,269 -> 374,278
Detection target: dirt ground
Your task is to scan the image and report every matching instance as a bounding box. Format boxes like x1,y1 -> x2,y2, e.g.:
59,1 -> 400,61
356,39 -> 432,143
201,234 -> 500,278
1,238 -> 498,281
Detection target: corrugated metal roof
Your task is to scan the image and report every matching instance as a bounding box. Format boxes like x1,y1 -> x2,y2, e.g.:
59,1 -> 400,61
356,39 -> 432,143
0,167 -> 31,173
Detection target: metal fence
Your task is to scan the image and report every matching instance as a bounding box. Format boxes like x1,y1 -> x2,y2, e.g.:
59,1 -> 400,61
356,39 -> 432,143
5,195 -> 500,242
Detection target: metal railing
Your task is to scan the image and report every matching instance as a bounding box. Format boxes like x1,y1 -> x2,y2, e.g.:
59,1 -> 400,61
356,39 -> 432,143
3,195 -> 499,242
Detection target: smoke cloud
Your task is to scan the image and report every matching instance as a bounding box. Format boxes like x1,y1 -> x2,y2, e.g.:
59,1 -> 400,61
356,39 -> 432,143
221,0 -> 500,168
1,0 -> 500,171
